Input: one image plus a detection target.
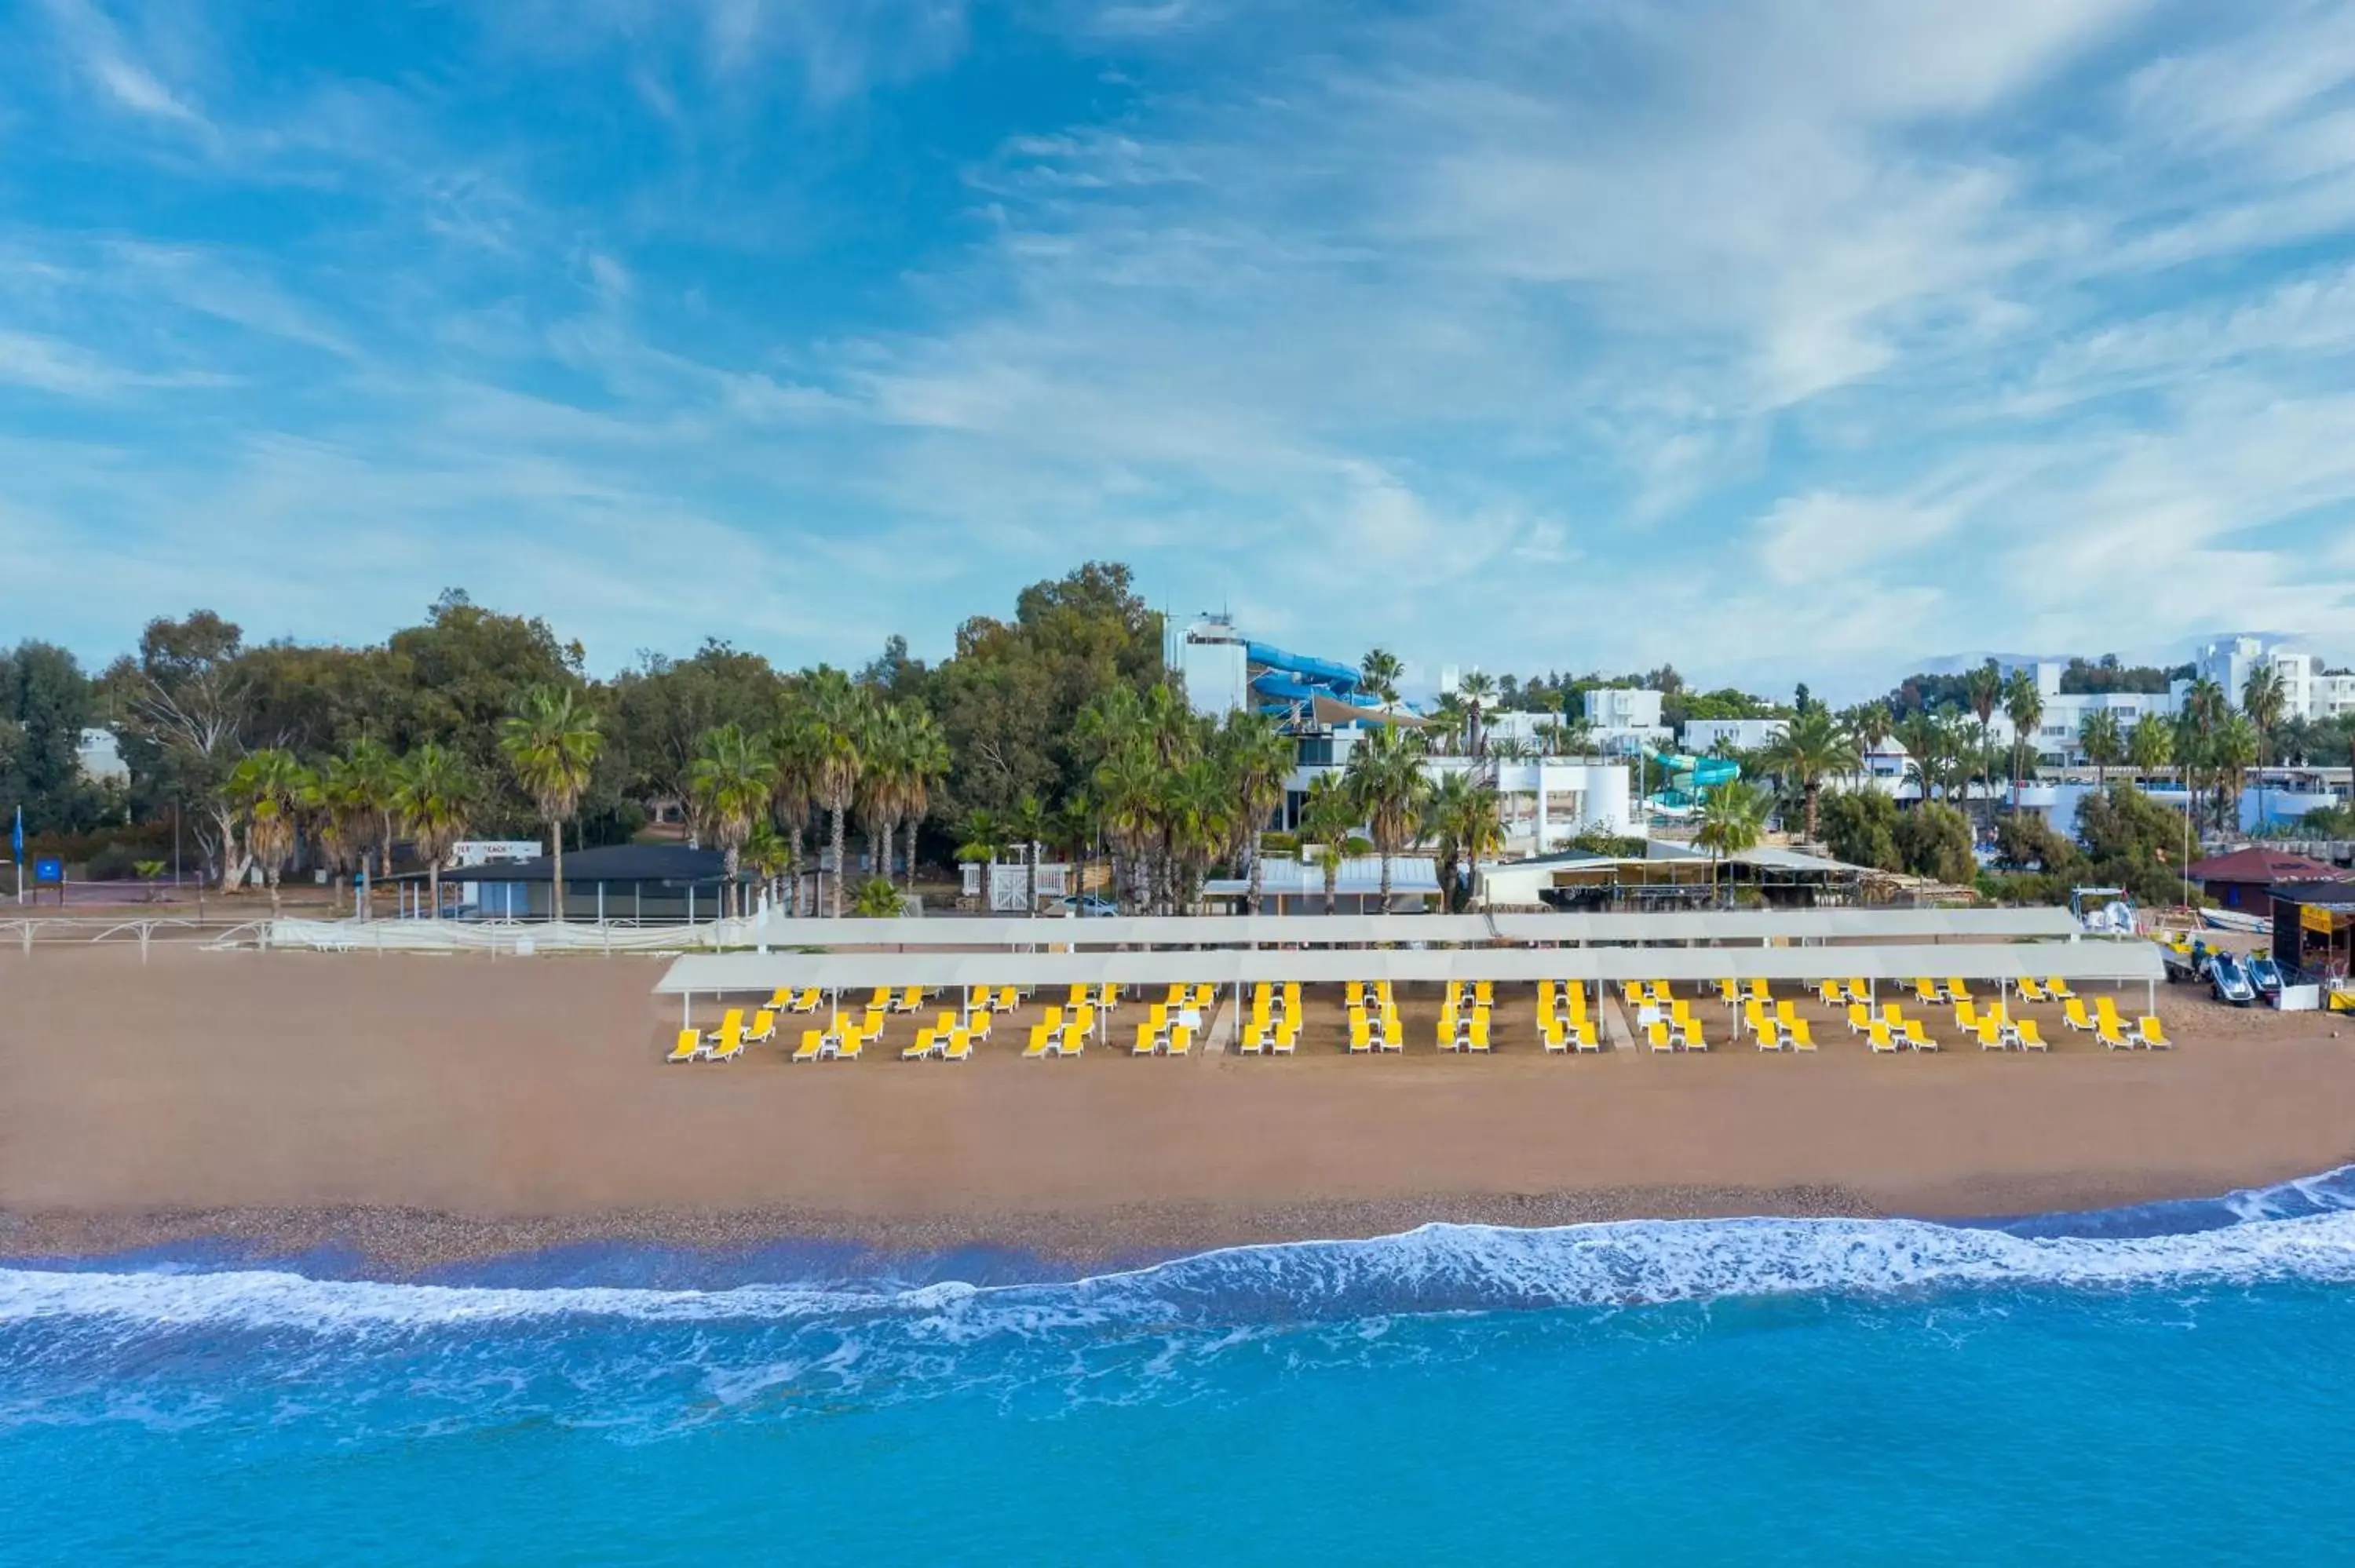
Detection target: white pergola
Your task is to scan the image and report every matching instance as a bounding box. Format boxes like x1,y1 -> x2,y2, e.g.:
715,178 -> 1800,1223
657,935 -> 2164,1028
742,906 -> 2085,950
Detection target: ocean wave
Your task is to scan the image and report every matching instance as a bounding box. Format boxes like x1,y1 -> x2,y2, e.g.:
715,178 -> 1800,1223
8,1164 -> 2355,1336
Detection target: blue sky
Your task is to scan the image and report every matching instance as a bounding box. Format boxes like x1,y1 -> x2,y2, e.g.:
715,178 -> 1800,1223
5,0 -> 2355,699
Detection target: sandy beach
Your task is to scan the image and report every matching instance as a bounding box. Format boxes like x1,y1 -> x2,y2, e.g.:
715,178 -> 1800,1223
4,943 -> 2352,1270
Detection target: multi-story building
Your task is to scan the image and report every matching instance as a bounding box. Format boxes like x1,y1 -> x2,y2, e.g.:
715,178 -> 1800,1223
1582,687 -> 1671,756
1682,717 -> 1787,754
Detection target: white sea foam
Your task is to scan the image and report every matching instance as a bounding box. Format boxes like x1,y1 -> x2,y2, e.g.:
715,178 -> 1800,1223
6,1165 -> 2355,1338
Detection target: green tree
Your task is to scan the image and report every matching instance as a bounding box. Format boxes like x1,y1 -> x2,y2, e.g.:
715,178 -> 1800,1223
2242,664 -> 2287,823
801,667 -> 871,918
1964,660 -> 2003,814
1343,724 -> 1430,908
1894,801 -> 1976,886
896,706 -> 950,891
0,641 -> 99,834
101,611 -> 254,886
767,690 -> 822,916
1760,707 -> 1860,839
2078,709 -> 2123,792
2003,666 -> 2044,807
223,748 -> 314,917
316,738 -> 400,919
1459,670 -> 1498,758
499,685 -> 604,921
1298,772 -> 1359,914
851,877 -> 903,917
1694,779 -> 1769,906
1839,702 -> 1893,760
395,744 -> 476,919
2127,713 -> 2172,781
1818,787 -> 1900,871
1359,647 -> 1404,710
1424,771 -> 1506,912
688,723 -> 772,917
1893,710 -> 1950,803
743,819 -> 790,908
1221,710 -> 1294,913
2211,712 -> 2260,832
1005,792 -> 1052,915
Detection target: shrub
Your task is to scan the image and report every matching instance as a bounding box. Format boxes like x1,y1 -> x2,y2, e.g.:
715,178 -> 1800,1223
1894,802 -> 1976,886
1818,789 -> 1900,871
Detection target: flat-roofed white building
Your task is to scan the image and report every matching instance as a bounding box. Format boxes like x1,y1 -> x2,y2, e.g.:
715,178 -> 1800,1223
1683,717 -> 1786,753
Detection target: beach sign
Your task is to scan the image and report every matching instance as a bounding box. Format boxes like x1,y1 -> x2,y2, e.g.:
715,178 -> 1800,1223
2305,903 -> 2338,935
33,856 -> 62,884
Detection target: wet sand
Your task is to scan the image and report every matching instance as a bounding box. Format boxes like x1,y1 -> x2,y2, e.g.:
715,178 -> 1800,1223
3,944 -> 2352,1271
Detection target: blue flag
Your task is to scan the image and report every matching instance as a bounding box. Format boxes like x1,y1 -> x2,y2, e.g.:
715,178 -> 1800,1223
10,805 -> 20,860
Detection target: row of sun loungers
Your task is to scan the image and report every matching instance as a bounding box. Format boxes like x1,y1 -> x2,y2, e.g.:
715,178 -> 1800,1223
1346,980 -> 1404,1053
1241,981 -> 1302,1055
685,975 -> 2168,1061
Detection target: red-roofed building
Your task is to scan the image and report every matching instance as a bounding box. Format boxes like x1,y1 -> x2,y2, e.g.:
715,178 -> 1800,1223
2188,848 -> 2352,913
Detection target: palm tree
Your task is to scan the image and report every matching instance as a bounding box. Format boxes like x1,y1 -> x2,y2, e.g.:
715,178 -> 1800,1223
224,748 -> 314,918
1459,670 -> 1498,760
851,877 -> 903,918
688,723 -> 772,917
744,819 -> 790,909
1298,772 -> 1358,913
1343,724 -> 1429,909
1893,711 -> 1948,802
1222,711 -> 1294,913
2212,712 -> 2260,832
2127,712 -> 2172,783
1694,779 -> 1769,907
1159,755 -> 1234,914
394,744 -> 475,921
767,692 -> 821,916
800,667 -> 871,918
1760,708 -> 1860,840
1359,647 -> 1404,710
316,738 -> 398,919
897,706 -> 949,892
1006,793 -> 1051,914
2003,667 -> 2043,808
1963,662 -> 2002,819
857,705 -> 910,892
498,685 -> 603,922
1424,771 -> 1506,912
1841,702 -> 1894,761
2079,709 -> 2124,792
2242,664 -> 2287,824
1092,746 -> 1162,913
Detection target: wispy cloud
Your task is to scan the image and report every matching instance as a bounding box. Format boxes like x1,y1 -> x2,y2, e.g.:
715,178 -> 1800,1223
2,0 -> 2353,686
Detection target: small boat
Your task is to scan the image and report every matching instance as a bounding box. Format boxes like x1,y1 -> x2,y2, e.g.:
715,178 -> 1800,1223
2199,907 -> 2273,935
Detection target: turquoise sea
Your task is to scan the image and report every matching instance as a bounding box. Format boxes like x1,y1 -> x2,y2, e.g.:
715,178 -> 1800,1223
9,1170 -> 2355,1564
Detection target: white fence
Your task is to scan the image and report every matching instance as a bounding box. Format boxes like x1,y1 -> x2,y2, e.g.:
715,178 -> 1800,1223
959,862 -> 1072,911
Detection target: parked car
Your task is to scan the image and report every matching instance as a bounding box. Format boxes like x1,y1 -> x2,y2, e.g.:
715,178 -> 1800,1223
1059,894 -> 1119,917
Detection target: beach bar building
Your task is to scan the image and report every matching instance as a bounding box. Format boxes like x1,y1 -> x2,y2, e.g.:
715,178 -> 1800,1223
2271,881 -> 2355,983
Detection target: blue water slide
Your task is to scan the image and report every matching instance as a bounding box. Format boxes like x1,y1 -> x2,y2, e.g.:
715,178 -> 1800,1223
1644,748 -> 1741,789
1251,669 -> 1334,703
1245,641 -> 1363,695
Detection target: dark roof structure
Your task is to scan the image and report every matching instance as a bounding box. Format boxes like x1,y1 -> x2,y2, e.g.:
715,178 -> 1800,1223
2267,881 -> 2355,910
2189,848 -> 2349,884
454,844 -> 739,884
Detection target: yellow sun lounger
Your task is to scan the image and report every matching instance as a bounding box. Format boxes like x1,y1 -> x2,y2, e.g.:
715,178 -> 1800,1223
1900,1019 -> 1937,1052
2138,1016 -> 2172,1049
1847,1003 -> 1874,1035
2017,1019 -> 2049,1051
1868,1019 -> 1900,1054
743,1009 -> 777,1046
1167,1023 -> 1195,1057
1647,1020 -> 1675,1053
1787,1018 -> 1816,1052
2063,997 -> 2094,1032
1976,1017 -> 2006,1051
2044,976 -> 2076,1001
704,1009 -> 746,1062
2097,1017 -> 2131,1050
2016,977 -> 2050,1004
666,1028 -> 704,1063
793,1028 -> 831,1063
